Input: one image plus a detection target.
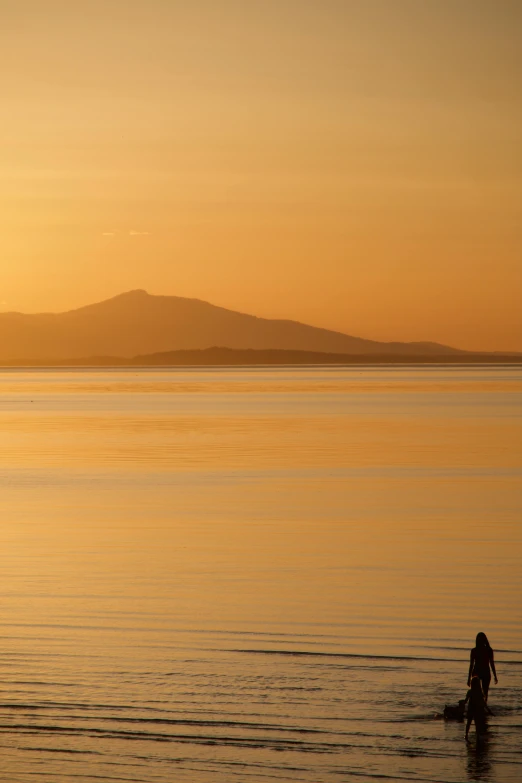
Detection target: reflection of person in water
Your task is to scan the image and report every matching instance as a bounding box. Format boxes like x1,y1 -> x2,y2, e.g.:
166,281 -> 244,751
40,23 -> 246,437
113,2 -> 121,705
465,676 -> 493,741
466,728 -> 492,780
468,632 -> 498,702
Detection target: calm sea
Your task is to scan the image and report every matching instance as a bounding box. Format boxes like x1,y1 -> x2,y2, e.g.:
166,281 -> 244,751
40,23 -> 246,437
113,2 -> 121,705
1,367 -> 521,783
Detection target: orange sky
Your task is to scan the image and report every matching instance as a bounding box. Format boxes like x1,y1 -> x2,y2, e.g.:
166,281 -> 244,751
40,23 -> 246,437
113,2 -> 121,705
1,0 -> 521,351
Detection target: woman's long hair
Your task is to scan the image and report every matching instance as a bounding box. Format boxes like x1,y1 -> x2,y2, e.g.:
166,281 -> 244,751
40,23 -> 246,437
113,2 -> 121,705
476,632 -> 492,650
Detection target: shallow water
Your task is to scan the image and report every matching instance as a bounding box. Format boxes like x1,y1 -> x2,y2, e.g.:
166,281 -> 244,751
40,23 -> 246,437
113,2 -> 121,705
1,366 -> 521,783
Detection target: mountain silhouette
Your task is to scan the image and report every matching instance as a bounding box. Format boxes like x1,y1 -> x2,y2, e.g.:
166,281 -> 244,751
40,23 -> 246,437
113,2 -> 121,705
0,289 -> 466,360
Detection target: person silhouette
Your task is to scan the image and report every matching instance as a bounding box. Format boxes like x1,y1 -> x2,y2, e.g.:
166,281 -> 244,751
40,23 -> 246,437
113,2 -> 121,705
467,632 -> 498,702
465,675 -> 493,741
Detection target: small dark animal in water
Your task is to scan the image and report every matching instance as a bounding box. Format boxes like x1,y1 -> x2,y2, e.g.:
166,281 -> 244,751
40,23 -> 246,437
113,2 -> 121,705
444,700 -> 466,720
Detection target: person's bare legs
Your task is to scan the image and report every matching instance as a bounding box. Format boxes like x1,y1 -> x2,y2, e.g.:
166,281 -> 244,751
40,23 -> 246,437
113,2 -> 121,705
481,676 -> 491,703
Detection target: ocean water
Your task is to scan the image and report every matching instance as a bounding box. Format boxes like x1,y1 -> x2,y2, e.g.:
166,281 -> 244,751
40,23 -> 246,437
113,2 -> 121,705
1,366 -> 521,783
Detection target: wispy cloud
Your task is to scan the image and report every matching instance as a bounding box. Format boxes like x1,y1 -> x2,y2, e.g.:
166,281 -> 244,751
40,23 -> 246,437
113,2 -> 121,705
101,230 -> 151,237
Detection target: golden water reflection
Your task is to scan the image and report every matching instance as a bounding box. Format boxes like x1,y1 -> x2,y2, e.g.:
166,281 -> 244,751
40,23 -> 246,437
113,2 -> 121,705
1,367 -> 521,782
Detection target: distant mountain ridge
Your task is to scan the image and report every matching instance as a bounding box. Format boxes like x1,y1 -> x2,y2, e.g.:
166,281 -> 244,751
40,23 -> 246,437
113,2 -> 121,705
0,289 -> 468,360
2,347 -> 519,368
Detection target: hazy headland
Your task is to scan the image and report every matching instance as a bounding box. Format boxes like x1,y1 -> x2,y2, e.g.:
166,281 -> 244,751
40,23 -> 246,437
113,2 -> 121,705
1,290 -> 519,367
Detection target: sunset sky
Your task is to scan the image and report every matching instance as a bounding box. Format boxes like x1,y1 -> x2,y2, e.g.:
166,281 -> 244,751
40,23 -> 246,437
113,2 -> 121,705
1,0 -> 521,351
